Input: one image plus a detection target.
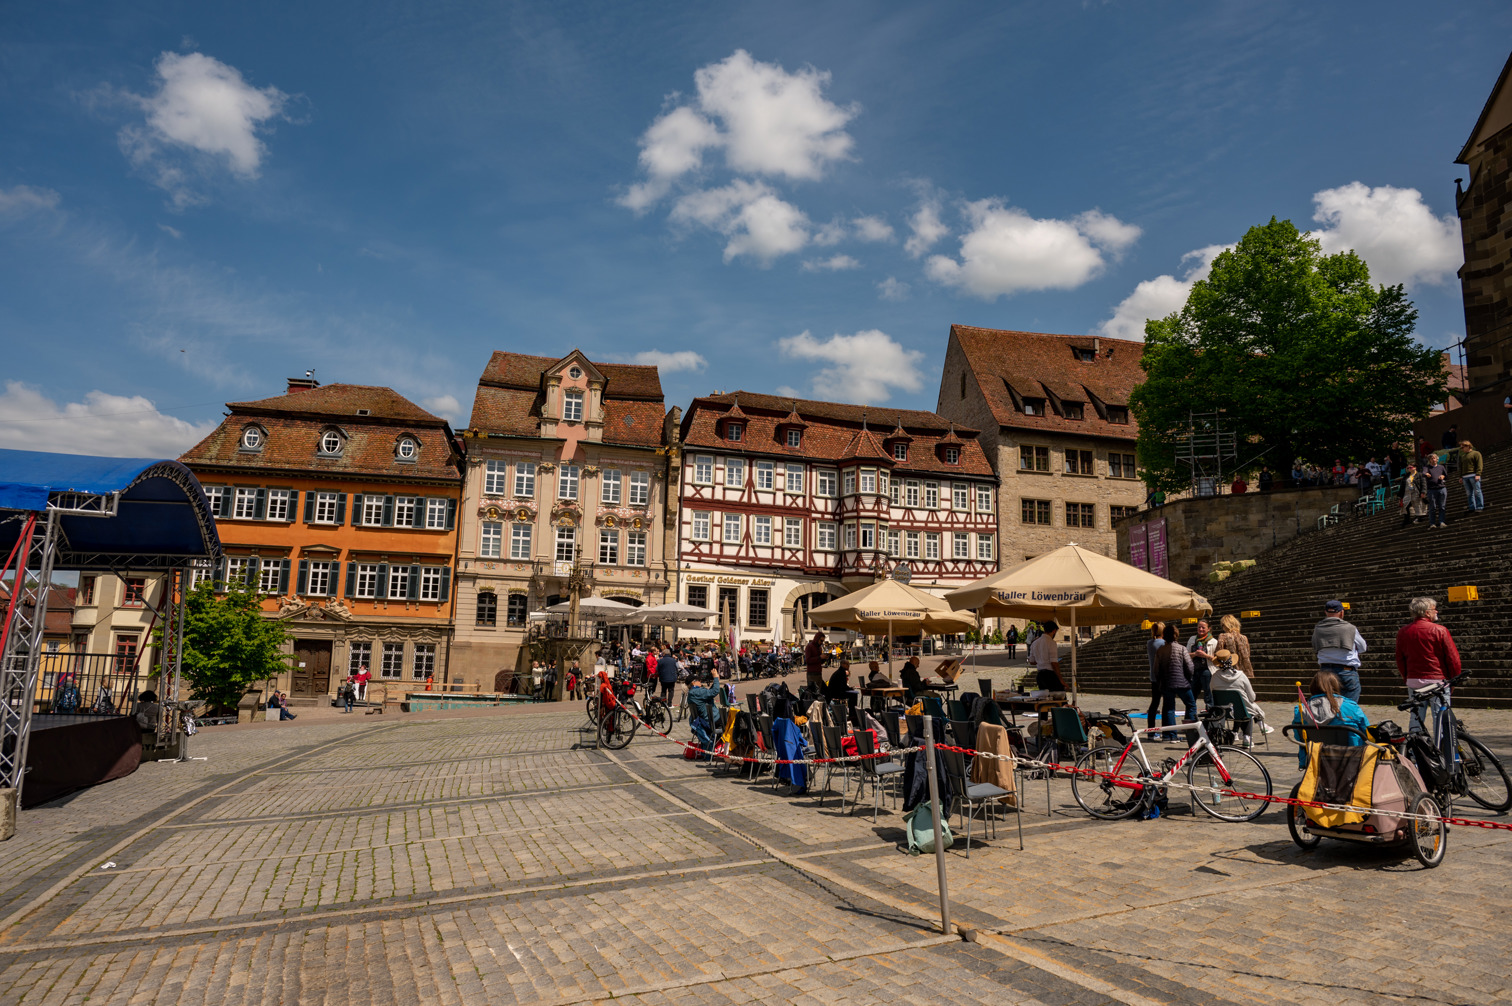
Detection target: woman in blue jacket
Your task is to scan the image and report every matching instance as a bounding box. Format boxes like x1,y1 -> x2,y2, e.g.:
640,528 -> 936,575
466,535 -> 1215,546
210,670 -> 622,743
1291,670 -> 1370,770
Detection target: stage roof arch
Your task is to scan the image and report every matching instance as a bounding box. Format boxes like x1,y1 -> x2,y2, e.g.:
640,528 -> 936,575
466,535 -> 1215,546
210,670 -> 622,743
0,449 -> 221,570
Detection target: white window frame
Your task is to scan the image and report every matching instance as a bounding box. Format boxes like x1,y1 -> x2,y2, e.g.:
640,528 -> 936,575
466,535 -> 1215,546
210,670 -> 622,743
362,495 -> 386,526
485,460 -> 509,495
859,522 -> 875,549
598,529 -> 619,565
425,498 -> 448,529
510,523 -> 532,559
843,523 -> 857,549
726,423 -> 743,442
314,492 -> 339,524
816,522 -> 837,551
625,530 -> 647,566
628,470 -> 650,506
412,643 -> 436,680
255,559 -> 280,594
393,496 -> 416,526
691,511 -> 711,541
892,442 -> 907,461
753,515 -> 772,545
694,455 -> 714,484
397,438 -> 417,460
843,470 -> 857,495
381,642 -> 405,678
786,429 -> 801,448
723,513 -> 742,543
859,469 -> 876,494
241,427 -> 262,450
816,470 -> 837,497
725,458 -> 746,488
905,481 -> 919,507
233,488 -> 258,520
952,484 -> 969,510
562,389 -> 584,422
601,469 -> 622,504
419,567 -> 444,601
944,446 -> 961,464
976,486 -> 992,512
925,533 -> 941,560
554,527 -> 577,562
514,462 -> 537,497
225,557 -> 252,588
977,534 -> 994,561
354,563 -> 381,598
905,532 -> 920,559
388,565 -> 410,598
785,465 -> 804,494
953,533 -> 970,559
784,518 -> 802,547
755,461 -> 774,490
480,521 -> 503,558
320,431 -> 342,455
886,530 -> 900,556
924,482 -> 939,509
306,561 -> 334,596
558,464 -> 580,500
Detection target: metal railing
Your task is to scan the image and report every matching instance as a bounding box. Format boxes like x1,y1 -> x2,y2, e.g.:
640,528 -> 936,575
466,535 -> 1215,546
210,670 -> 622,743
12,653 -> 150,716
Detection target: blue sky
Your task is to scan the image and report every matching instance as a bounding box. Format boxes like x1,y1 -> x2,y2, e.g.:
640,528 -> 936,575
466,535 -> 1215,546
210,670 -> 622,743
1,1 -> 1508,456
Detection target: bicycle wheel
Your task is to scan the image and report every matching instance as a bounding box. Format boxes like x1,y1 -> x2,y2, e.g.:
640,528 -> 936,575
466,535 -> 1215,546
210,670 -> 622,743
1408,793 -> 1447,868
1458,735 -> 1512,812
1070,746 -> 1145,820
644,698 -> 673,736
599,707 -> 637,749
585,694 -> 601,725
1285,782 -> 1319,850
1187,746 -> 1272,822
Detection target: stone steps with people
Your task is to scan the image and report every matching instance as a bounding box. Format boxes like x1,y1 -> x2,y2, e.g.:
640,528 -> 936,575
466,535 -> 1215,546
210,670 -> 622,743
1072,439 -> 1512,706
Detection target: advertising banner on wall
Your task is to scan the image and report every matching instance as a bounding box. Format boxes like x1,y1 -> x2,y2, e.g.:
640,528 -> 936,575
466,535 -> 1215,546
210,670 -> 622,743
1129,521 -> 1149,571
1147,517 -> 1169,580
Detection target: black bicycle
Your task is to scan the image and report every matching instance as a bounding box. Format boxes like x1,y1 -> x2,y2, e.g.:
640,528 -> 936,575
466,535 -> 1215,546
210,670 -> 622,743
1396,677 -> 1512,814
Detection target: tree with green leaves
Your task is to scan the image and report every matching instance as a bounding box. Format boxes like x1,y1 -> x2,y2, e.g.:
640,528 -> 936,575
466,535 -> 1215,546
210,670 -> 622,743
1129,218 -> 1447,492
156,579 -> 290,712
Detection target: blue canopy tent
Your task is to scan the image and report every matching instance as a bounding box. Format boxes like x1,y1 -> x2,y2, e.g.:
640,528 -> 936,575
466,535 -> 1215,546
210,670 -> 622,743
0,449 -> 220,827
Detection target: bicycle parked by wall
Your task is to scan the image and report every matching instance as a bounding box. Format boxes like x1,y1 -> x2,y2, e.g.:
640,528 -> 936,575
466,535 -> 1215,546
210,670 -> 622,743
1070,706 -> 1273,822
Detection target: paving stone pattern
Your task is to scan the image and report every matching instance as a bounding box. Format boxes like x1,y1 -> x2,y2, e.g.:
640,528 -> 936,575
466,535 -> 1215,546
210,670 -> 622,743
1,700 -> 1509,1005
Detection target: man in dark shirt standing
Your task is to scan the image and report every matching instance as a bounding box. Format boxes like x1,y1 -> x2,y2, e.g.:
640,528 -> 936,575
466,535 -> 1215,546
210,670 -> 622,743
1423,453 -> 1449,529
803,631 -> 826,692
655,645 -> 679,704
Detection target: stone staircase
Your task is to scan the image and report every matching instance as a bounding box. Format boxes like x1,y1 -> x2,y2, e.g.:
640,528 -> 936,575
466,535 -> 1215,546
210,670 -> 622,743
1072,441 -> 1512,706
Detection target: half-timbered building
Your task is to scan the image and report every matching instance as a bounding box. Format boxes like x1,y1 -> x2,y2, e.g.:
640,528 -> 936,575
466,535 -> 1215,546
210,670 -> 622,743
676,392 -> 998,645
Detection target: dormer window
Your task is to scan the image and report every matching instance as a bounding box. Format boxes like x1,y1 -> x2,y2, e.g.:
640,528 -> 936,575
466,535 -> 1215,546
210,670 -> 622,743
1063,402 -> 1084,421
356,408 -> 371,416
319,430 -> 343,455
1023,398 -> 1045,416
1072,347 -> 1096,362
568,365 -> 583,379
726,423 -> 743,442
396,437 -> 418,461
239,426 -> 264,451
943,446 -> 961,465
892,443 -> 908,461
1107,406 -> 1129,425
786,429 -> 801,448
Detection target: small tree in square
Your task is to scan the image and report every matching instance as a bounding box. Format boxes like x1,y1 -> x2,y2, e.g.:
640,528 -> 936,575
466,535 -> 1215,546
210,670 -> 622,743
157,579 -> 290,713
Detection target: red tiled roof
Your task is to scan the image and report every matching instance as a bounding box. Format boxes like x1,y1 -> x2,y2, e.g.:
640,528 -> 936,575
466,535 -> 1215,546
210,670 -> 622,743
227,384 -> 446,425
477,351 -> 664,400
680,392 -> 992,477
180,414 -> 461,482
468,351 -> 667,448
951,325 -> 1143,440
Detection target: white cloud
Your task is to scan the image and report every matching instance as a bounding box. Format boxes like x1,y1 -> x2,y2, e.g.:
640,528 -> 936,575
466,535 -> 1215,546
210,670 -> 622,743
620,49 -> 855,217
852,215 -> 894,242
1097,245 -> 1228,341
0,185 -> 61,216
925,199 -> 1141,299
0,382 -> 216,458
670,180 -> 809,264
117,51 -> 288,208
421,394 -> 462,421
628,349 -> 707,373
877,276 -> 909,301
802,254 -> 861,272
1311,182 -> 1462,288
777,329 -> 924,404
812,218 -> 848,246
904,199 -> 948,258
157,222 -> 183,239
773,384 -> 802,399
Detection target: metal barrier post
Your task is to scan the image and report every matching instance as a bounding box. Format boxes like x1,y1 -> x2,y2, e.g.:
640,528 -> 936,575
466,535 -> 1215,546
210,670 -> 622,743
922,713 -> 952,934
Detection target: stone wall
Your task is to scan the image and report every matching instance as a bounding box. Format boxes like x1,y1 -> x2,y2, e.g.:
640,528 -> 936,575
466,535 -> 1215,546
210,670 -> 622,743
1115,485 -> 1360,590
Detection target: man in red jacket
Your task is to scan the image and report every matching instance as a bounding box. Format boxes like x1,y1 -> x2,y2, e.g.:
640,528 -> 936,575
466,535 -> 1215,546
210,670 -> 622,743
1395,596 -> 1463,746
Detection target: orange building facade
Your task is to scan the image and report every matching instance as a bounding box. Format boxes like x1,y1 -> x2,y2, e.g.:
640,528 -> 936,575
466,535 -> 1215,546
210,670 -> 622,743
180,379 -> 463,701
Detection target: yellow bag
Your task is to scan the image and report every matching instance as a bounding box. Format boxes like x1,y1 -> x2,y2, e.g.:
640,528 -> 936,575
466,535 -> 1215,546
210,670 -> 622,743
906,700 -> 924,716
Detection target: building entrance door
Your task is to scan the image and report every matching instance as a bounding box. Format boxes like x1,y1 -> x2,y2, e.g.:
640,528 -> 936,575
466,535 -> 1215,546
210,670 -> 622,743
291,639 -> 333,697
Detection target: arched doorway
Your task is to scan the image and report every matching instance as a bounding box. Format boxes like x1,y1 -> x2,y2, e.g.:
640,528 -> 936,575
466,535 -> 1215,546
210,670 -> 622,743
787,582 -> 841,641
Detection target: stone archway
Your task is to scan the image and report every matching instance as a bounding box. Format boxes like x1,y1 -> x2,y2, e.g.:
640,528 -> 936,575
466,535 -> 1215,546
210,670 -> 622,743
782,581 -> 843,642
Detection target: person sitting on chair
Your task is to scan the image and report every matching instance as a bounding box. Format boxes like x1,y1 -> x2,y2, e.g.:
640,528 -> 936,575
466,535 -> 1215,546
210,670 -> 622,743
865,660 -> 890,688
899,655 -> 935,696
824,661 -> 855,702
1209,648 -> 1268,749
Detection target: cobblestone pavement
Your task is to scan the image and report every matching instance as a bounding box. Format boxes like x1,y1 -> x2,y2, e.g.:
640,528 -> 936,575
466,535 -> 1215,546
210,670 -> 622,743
1,692 -> 1509,1006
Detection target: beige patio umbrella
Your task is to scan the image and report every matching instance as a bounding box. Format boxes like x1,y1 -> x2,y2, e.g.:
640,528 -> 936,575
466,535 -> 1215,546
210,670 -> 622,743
806,578 -> 977,678
944,544 -> 1210,703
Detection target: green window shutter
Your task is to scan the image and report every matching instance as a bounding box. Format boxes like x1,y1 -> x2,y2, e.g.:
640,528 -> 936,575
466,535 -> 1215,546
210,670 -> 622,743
382,495 -> 395,527
351,494 -> 364,524
438,567 -> 451,603
278,558 -> 290,595
212,557 -> 226,592
303,492 -> 315,523
375,563 -> 389,600
407,564 -> 421,601
445,498 -> 457,530
412,499 -> 426,528
336,493 -> 348,525
344,561 -> 357,598
296,559 -> 309,595
254,488 -> 267,520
